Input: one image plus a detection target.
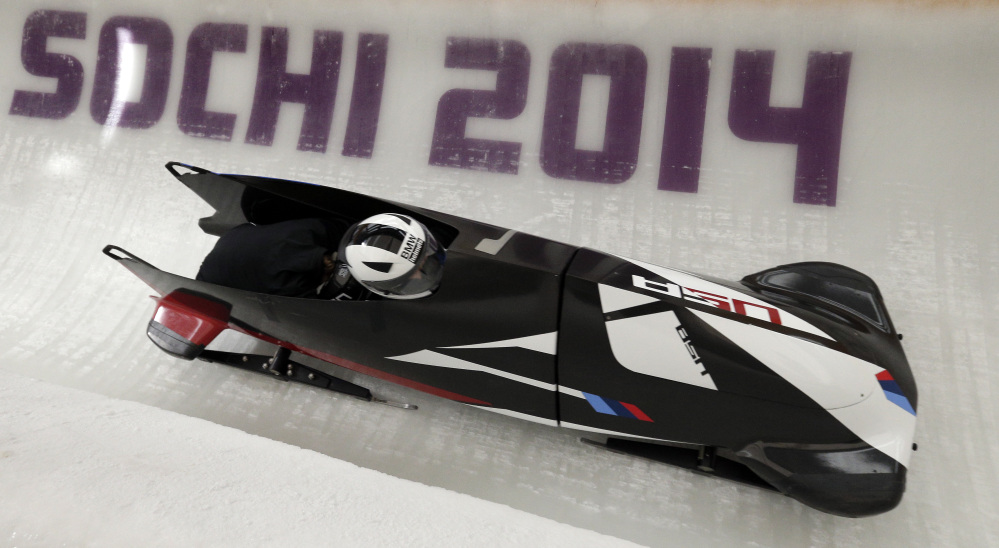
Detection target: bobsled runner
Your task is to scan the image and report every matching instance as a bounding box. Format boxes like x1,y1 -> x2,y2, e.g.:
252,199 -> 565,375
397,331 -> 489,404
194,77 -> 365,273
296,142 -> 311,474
105,162 -> 917,517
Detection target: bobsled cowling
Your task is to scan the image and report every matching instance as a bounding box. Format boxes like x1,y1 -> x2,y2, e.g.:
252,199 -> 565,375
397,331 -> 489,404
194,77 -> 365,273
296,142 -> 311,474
104,162 -> 917,517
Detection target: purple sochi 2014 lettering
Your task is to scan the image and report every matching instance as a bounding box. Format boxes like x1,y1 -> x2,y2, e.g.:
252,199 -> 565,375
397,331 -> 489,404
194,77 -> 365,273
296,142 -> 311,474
728,50 -> 851,206
541,43 -> 647,184
245,27 -> 342,153
429,37 -> 529,174
342,33 -> 388,158
90,16 -> 173,129
178,23 -> 248,141
6,8 -> 852,207
10,10 -> 87,120
659,47 -> 711,193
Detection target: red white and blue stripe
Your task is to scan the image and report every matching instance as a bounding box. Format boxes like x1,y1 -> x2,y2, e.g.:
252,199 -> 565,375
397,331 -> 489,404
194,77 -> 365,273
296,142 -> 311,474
582,392 -> 654,422
877,370 -> 915,416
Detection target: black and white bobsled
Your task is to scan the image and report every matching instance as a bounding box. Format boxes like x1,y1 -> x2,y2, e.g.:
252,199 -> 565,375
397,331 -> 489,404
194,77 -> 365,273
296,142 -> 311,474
104,162 -> 917,517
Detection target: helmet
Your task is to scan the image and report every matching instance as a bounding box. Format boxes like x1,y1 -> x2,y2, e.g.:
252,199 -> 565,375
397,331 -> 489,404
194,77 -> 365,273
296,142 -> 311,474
339,213 -> 445,299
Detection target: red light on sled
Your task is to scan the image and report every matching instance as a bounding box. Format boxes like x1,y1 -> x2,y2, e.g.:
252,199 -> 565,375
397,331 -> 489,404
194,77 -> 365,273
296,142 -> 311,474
148,291 -> 231,360
153,291 -> 230,345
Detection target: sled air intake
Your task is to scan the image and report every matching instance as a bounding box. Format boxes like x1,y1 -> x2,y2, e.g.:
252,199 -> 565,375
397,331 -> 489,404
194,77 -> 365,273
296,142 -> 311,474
147,290 -> 231,360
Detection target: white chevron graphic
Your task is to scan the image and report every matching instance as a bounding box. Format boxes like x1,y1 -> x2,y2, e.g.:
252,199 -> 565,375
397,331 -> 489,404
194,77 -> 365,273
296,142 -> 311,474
597,284 -> 659,313
440,332 -> 558,355
387,349 -> 556,391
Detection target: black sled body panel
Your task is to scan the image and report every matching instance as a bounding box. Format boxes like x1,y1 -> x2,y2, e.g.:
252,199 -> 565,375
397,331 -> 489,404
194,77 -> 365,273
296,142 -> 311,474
105,163 -> 919,517
131,165 -> 581,420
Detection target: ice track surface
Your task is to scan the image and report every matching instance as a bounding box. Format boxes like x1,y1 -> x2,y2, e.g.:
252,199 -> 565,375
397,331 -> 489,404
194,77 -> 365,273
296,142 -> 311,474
0,372 -> 640,547
2,0 -> 999,546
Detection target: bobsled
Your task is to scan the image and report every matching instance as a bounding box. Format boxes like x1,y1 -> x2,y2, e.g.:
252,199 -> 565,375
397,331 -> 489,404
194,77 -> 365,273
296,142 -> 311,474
104,162 -> 917,517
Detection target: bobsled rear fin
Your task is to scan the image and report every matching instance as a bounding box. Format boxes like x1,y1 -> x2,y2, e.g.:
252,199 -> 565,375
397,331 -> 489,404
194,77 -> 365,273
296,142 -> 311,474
167,162 -> 250,236
165,162 -> 459,247
742,262 -> 893,333
239,184 -> 341,227
227,173 -> 459,247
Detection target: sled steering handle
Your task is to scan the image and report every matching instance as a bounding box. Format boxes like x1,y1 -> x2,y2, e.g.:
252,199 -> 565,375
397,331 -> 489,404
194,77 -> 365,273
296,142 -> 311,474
102,245 -> 156,270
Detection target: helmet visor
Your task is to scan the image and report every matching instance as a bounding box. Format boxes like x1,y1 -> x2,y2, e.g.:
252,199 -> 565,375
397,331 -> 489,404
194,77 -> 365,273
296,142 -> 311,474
340,219 -> 446,299
361,232 -> 444,299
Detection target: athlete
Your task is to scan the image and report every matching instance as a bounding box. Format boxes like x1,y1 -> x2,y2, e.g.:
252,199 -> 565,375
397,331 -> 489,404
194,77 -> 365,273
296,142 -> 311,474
196,213 -> 445,300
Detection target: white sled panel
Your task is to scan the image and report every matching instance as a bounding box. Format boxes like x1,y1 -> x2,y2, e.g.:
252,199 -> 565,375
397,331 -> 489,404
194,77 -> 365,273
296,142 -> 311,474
691,309 -> 876,410
621,256 -> 833,341
604,310 -> 718,391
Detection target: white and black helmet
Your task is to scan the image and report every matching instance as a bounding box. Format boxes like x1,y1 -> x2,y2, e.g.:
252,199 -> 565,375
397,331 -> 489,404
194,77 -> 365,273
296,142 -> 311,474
339,213 -> 445,299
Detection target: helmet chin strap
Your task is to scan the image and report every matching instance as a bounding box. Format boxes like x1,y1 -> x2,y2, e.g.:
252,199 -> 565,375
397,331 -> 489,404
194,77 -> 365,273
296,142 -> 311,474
320,253 -> 337,284
317,257 -> 369,301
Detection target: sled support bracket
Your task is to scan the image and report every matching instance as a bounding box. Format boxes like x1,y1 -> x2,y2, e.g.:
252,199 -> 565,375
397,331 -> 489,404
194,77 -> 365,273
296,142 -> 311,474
580,437 -> 777,492
265,346 -> 293,377
199,348 -> 373,401
697,446 -> 717,473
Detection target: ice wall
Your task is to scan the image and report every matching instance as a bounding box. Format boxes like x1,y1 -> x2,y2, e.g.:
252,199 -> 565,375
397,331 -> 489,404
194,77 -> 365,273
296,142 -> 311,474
1,0 -> 997,546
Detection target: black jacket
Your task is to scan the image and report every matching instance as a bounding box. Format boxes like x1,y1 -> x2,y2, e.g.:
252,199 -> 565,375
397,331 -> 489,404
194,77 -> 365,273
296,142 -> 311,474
197,218 -> 345,297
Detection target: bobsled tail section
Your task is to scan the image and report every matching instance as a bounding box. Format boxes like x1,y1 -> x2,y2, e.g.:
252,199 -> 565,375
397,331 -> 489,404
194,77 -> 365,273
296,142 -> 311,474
103,246 -> 232,360
147,291 -> 231,360
105,163 -> 918,517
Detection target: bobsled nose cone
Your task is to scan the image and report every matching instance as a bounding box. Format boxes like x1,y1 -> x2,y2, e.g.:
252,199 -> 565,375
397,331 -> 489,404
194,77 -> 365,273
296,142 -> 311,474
734,442 -> 908,517
781,468 -> 906,518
